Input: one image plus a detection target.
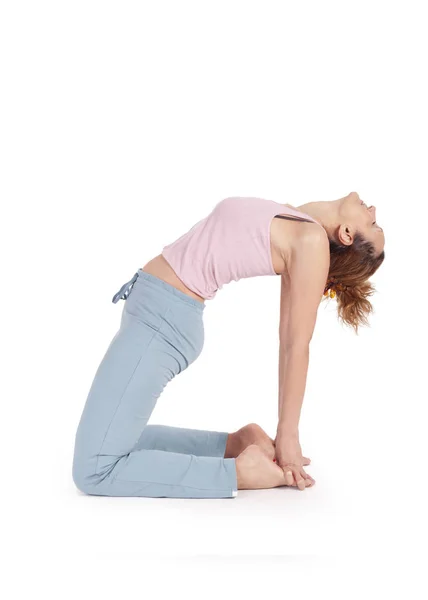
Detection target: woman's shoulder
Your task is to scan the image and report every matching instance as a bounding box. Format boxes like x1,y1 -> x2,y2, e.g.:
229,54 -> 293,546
290,224 -> 330,272
295,220 -> 328,246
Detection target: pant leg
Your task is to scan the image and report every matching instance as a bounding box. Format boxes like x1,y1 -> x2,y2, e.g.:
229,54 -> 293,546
133,424 -> 229,457
72,270 -> 238,499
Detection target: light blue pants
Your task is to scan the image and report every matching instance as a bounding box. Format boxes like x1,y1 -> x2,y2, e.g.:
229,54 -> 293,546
72,269 -> 238,498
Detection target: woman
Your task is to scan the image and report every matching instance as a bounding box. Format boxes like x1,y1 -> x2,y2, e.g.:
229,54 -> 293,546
72,192 -> 385,498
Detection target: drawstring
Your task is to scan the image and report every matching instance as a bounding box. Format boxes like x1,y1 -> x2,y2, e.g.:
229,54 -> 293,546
112,272 -> 139,304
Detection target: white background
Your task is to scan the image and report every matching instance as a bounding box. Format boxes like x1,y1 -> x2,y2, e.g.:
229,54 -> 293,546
2,0 -> 427,597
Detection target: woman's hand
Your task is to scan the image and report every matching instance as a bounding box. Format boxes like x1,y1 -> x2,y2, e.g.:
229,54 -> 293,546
274,432 -> 315,490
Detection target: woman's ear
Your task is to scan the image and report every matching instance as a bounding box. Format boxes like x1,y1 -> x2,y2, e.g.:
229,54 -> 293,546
337,224 -> 353,246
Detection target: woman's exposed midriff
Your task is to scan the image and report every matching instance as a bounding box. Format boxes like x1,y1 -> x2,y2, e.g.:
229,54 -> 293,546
141,255 -> 206,304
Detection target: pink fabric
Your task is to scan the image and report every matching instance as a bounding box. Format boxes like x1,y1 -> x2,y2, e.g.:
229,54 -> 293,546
161,196 -> 321,300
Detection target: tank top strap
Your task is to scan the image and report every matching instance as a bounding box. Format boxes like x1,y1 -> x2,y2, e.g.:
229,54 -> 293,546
273,203 -> 322,227
274,214 -> 315,224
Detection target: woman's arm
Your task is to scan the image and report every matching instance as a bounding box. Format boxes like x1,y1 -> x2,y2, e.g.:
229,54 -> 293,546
278,226 -> 329,431
278,339 -> 309,433
275,226 -> 330,486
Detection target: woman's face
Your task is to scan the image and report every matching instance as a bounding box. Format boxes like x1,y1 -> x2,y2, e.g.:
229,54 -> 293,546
339,192 -> 385,255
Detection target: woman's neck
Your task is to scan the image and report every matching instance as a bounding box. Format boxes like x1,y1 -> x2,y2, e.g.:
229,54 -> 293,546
296,199 -> 342,238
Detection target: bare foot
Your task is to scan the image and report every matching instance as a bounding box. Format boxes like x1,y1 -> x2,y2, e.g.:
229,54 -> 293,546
235,444 -> 290,490
237,423 -> 276,459
225,423 -> 276,459
226,423 -> 311,466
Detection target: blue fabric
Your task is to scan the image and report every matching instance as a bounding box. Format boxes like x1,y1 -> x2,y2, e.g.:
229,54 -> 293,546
72,269 -> 238,498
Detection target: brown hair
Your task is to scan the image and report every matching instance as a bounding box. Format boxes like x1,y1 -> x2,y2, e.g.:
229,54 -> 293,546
323,232 -> 385,333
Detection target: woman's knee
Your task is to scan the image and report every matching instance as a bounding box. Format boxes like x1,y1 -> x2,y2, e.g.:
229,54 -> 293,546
71,452 -> 104,495
72,456 -> 94,495
72,451 -> 124,495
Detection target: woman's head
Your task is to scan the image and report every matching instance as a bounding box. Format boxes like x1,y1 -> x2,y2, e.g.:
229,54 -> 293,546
337,191 -> 385,255
323,192 -> 385,333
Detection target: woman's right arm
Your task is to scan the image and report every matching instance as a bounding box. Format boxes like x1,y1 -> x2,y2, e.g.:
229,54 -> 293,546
276,225 -> 330,488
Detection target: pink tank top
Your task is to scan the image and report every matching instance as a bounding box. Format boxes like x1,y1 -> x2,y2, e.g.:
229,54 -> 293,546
161,196 -> 321,300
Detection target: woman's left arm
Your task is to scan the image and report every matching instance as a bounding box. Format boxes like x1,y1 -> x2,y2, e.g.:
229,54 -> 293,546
276,226 -> 330,487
